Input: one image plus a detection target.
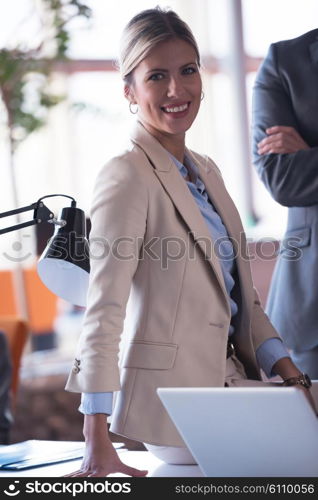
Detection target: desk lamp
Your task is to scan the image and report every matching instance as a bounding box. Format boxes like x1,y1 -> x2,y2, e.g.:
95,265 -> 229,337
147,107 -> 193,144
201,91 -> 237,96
0,194 -> 90,307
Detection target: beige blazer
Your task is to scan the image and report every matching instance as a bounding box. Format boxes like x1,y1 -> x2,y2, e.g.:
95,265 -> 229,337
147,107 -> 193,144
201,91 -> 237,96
65,121 -> 280,446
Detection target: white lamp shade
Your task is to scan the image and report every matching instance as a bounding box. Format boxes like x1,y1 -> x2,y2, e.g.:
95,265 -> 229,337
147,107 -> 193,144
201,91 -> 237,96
37,258 -> 89,307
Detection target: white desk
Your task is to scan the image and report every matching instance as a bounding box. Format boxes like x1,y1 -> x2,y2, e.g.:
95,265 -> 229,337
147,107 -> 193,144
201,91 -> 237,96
0,444 -> 203,477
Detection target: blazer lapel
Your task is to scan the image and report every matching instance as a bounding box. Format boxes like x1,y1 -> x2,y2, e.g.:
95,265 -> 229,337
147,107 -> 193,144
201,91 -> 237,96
130,122 -> 229,308
191,151 -> 254,308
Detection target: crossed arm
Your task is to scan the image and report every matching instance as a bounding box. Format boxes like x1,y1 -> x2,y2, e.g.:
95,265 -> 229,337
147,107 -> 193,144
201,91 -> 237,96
257,125 -> 310,155
252,43 -> 318,207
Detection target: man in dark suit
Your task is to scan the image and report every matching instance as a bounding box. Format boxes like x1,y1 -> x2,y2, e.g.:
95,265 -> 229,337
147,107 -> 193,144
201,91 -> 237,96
0,331 -> 12,444
252,28 -> 318,378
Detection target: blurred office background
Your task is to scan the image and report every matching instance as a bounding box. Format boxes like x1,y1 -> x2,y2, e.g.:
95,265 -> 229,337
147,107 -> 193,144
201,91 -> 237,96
0,0 -> 317,442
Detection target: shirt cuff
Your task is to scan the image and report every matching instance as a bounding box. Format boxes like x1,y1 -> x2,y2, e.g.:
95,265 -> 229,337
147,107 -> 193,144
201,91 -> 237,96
256,338 -> 290,378
79,392 -> 113,415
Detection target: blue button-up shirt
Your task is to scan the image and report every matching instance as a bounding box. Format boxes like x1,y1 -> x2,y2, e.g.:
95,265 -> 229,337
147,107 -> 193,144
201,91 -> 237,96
80,152 -> 289,416
178,154 -> 238,334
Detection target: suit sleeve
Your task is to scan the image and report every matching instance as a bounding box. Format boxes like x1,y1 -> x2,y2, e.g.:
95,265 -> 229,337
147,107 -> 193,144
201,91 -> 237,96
252,43 -> 318,207
65,155 -> 148,393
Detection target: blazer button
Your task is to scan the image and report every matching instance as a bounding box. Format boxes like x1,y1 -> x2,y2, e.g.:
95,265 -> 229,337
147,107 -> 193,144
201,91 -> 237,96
72,358 -> 81,374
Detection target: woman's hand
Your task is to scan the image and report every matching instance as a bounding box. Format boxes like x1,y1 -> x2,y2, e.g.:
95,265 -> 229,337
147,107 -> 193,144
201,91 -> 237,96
272,357 -> 317,416
294,385 -> 317,416
64,414 -> 148,477
64,437 -> 148,477
257,126 -> 310,155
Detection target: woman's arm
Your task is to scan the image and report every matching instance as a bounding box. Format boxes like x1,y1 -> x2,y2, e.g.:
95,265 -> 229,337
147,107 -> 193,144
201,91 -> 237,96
65,154 -> 149,476
250,289 -> 316,413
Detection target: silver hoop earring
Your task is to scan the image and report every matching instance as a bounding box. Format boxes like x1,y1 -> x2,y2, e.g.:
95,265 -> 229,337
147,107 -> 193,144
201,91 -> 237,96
201,91 -> 205,101
129,102 -> 138,114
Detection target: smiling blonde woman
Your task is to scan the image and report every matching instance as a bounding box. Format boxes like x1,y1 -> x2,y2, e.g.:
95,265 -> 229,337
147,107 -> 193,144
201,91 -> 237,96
65,7 -> 316,477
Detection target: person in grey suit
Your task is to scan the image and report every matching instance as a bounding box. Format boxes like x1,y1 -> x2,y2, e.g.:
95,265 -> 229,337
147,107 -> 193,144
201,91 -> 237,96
0,331 -> 12,444
252,28 -> 318,378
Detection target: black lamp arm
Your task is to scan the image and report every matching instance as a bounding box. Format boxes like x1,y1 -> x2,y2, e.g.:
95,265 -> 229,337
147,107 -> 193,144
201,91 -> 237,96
0,194 -> 76,236
0,202 -> 38,219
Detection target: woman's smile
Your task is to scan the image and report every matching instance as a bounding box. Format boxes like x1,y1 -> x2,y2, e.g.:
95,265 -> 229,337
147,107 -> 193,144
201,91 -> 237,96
161,101 -> 190,117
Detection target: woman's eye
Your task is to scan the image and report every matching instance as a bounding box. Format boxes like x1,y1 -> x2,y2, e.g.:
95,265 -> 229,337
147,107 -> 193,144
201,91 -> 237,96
149,73 -> 164,81
183,66 -> 197,75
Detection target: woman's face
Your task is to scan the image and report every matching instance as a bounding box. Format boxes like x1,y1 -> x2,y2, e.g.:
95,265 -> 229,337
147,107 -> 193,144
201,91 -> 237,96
126,38 -> 202,142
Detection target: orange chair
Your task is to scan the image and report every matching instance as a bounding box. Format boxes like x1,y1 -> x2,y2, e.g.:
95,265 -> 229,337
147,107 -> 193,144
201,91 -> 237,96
0,268 -> 58,335
0,316 -> 30,404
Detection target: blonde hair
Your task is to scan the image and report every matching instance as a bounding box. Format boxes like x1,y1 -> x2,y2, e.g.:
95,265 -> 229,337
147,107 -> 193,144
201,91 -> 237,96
118,7 -> 201,83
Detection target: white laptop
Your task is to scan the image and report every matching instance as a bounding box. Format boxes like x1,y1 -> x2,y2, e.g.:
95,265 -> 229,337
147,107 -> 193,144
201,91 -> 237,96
157,382 -> 318,477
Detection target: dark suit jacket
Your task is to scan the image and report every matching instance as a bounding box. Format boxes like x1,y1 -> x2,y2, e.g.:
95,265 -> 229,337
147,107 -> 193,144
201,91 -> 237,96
252,29 -> 318,351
